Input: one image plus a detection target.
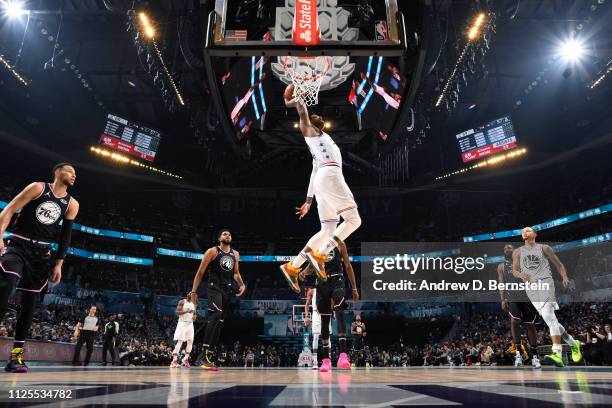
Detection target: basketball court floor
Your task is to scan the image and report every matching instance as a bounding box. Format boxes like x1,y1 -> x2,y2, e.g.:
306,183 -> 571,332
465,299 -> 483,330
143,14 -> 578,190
0,366 -> 610,407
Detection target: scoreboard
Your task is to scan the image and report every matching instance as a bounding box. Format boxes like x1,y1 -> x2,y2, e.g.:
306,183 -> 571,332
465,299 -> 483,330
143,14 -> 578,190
98,114 -> 161,162
456,116 -> 517,163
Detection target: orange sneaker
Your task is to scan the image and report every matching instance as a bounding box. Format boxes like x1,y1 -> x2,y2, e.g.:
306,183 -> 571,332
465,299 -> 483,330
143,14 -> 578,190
305,251 -> 328,281
280,263 -> 301,293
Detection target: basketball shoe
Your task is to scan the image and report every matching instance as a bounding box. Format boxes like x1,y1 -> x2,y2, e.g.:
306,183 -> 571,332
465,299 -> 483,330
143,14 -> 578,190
337,353 -> 351,369
280,263 -> 301,293
319,358 -> 332,372
305,251 -> 328,281
570,341 -> 582,363
5,348 -> 28,373
544,351 -> 564,367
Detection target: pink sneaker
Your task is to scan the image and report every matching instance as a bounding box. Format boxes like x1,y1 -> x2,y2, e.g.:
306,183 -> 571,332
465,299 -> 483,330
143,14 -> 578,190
170,359 -> 180,368
181,356 -> 191,368
337,352 -> 351,369
319,358 -> 332,372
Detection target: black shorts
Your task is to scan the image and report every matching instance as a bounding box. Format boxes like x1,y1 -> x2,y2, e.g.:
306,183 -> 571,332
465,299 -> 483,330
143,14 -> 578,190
0,238 -> 52,293
207,282 -> 231,317
508,301 -> 538,324
316,275 -> 346,315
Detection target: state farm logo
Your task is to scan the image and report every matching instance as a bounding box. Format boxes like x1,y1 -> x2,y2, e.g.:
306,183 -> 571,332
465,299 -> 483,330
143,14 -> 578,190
297,0 -> 313,31
294,0 -> 319,45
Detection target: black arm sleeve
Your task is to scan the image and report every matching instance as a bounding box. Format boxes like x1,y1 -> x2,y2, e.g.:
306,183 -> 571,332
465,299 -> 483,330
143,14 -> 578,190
57,219 -> 74,260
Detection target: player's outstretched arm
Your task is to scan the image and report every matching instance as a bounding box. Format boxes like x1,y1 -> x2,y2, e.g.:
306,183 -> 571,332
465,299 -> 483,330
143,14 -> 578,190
542,245 -> 570,287
339,241 -> 359,302
176,299 -> 186,316
497,263 -> 507,310
283,84 -> 318,137
0,182 -> 44,238
233,250 -> 246,297
190,247 -> 216,302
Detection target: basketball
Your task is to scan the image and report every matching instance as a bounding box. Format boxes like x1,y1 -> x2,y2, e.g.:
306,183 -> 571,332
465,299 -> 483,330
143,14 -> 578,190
284,84 -> 294,101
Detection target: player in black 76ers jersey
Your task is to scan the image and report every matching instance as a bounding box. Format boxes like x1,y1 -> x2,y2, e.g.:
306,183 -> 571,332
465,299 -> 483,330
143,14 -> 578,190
189,229 -> 246,371
0,163 -> 80,373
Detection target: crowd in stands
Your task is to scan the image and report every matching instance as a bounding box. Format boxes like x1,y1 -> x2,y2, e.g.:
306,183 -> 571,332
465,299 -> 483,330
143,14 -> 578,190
0,299 -> 609,367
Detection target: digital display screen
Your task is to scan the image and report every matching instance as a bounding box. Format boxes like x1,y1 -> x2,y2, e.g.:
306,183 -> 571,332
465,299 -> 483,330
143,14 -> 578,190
98,114 -> 162,162
221,56 -> 269,140
349,57 -> 406,140
456,116 -> 518,163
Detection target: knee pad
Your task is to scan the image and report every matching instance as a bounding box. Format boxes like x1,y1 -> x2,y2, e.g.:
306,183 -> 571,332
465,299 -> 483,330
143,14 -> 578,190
540,303 -> 561,336
335,208 -> 361,241
343,208 -> 361,229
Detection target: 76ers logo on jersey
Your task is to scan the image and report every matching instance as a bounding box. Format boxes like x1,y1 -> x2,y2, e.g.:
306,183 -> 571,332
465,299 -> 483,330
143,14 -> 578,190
522,254 -> 541,271
220,255 -> 235,271
35,201 -> 62,225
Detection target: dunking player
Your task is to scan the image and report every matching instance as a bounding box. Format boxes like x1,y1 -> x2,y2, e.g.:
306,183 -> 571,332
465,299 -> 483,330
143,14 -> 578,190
190,229 -> 245,371
280,84 -> 362,290
512,227 -> 582,367
497,244 -> 541,368
170,295 -> 196,368
301,239 -> 358,372
0,163 -> 79,372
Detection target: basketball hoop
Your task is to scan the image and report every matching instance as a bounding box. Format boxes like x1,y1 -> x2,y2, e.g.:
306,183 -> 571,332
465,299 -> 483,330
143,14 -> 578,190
281,55 -> 332,107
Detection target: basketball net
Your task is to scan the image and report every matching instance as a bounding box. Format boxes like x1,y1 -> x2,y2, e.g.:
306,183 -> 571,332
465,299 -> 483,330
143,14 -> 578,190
284,0 -> 329,107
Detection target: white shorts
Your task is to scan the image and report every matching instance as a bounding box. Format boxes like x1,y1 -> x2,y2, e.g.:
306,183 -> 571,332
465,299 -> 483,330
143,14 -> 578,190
314,167 -> 357,223
527,278 -> 558,314
311,310 -> 332,335
173,321 -> 194,342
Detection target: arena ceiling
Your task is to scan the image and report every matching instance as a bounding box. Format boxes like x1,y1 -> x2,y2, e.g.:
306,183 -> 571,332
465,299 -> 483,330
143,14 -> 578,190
0,0 -> 610,190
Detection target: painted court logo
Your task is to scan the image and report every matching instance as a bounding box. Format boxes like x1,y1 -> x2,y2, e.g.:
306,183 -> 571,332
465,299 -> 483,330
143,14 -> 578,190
36,201 -> 62,225
220,255 -> 235,271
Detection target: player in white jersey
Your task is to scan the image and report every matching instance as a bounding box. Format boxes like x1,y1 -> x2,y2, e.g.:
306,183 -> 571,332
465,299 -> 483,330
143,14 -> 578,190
171,296 -> 196,368
304,288 -> 333,369
512,227 -> 582,367
280,84 -> 362,292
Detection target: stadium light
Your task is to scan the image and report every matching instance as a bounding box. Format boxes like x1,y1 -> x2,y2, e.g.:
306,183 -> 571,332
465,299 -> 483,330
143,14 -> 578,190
467,12 -> 487,41
2,0 -> 25,18
559,39 -> 585,61
139,12 -> 155,39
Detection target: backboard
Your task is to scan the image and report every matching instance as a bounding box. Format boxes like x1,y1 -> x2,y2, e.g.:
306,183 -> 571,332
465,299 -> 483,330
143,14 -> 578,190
203,0 -> 406,57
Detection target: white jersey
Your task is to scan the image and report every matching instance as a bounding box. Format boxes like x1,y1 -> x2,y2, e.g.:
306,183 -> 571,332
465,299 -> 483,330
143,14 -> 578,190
519,244 -> 553,282
520,243 -> 558,312
304,132 -> 342,168
179,300 -> 195,322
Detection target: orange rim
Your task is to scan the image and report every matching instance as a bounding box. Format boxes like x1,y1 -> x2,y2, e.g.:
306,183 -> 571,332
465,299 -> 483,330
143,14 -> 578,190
281,56 -> 331,82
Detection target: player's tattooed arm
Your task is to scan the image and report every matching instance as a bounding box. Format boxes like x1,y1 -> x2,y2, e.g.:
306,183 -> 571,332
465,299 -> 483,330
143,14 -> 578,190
304,289 -> 313,325
190,247 -> 216,299
0,182 -> 44,242
233,250 -> 246,297
542,244 -> 570,288
176,299 -> 186,315
339,241 -> 359,302
497,263 -> 507,310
